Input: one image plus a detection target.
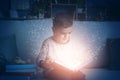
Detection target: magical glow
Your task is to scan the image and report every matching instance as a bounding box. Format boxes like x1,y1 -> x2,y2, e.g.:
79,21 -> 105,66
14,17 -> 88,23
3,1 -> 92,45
49,37 -> 94,71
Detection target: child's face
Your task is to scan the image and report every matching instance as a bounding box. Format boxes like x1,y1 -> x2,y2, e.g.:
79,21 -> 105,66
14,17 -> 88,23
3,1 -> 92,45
53,26 -> 73,44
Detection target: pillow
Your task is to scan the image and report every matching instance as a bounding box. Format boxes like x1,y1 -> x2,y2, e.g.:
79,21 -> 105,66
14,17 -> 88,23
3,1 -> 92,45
107,38 -> 120,70
0,34 -> 18,64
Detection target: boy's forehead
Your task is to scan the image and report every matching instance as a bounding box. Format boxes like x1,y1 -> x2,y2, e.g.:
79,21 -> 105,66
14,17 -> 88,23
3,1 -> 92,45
57,26 -> 73,32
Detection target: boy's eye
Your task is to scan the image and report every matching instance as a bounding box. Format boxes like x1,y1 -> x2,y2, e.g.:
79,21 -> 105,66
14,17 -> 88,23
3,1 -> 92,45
59,31 -> 72,35
60,32 -> 65,34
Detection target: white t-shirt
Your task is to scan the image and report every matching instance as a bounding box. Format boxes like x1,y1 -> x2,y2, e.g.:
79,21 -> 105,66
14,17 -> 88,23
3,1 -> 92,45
37,36 -> 92,71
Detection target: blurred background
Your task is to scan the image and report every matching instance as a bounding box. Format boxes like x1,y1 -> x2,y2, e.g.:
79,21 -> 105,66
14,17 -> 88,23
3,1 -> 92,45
0,0 -> 120,80
0,0 -> 120,21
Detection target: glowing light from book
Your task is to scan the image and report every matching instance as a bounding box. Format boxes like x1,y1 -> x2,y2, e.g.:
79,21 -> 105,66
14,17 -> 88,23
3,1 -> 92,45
48,39 -> 93,71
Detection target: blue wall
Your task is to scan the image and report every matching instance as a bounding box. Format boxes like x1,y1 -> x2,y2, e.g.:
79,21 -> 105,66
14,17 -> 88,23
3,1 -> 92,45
0,19 -> 120,67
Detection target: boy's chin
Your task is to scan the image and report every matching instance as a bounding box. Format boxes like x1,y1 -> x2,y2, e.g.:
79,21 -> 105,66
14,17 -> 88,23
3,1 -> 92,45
59,40 -> 69,44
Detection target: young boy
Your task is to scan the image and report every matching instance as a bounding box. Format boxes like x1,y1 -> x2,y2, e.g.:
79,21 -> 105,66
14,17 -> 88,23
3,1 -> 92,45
37,12 -> 85,80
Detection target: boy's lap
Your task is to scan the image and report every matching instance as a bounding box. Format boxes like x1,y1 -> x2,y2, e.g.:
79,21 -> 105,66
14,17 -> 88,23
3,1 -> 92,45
44,69 -> 85,80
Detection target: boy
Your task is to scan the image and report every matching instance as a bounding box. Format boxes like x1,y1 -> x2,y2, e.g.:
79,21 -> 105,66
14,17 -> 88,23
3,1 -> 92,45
37,12 -> 85,80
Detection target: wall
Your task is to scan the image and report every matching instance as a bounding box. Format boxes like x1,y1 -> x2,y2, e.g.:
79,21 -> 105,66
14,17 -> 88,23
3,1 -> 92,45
0,19 -> 120,68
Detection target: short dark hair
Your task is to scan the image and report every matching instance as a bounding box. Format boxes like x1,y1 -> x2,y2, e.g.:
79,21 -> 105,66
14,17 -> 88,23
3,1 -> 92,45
53,12 -> 73,29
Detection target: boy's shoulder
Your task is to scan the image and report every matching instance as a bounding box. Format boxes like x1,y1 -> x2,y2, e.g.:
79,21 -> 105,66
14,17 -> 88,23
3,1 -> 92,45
43,36 -> 73,46
43,36 -> 53,44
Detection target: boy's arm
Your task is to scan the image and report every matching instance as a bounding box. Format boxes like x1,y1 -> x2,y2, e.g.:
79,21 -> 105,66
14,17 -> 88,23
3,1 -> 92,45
38,58 -> 53,70
37,40 -> 50,69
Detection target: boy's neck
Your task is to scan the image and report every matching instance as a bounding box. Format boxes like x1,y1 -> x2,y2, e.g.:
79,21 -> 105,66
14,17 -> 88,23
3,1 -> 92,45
51,36 -> 69,44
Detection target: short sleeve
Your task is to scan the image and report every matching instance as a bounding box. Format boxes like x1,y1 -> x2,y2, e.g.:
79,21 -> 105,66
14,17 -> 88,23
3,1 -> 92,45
37,40 -> 49,64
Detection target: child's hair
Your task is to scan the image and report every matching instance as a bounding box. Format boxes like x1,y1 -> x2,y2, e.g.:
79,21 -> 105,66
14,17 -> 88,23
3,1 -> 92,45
53,12 -> 74,29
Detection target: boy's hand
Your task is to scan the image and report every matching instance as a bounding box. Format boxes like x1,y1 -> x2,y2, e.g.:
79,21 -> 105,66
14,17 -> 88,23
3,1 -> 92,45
39,59 -> 54,70
45,59 -> 53,64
